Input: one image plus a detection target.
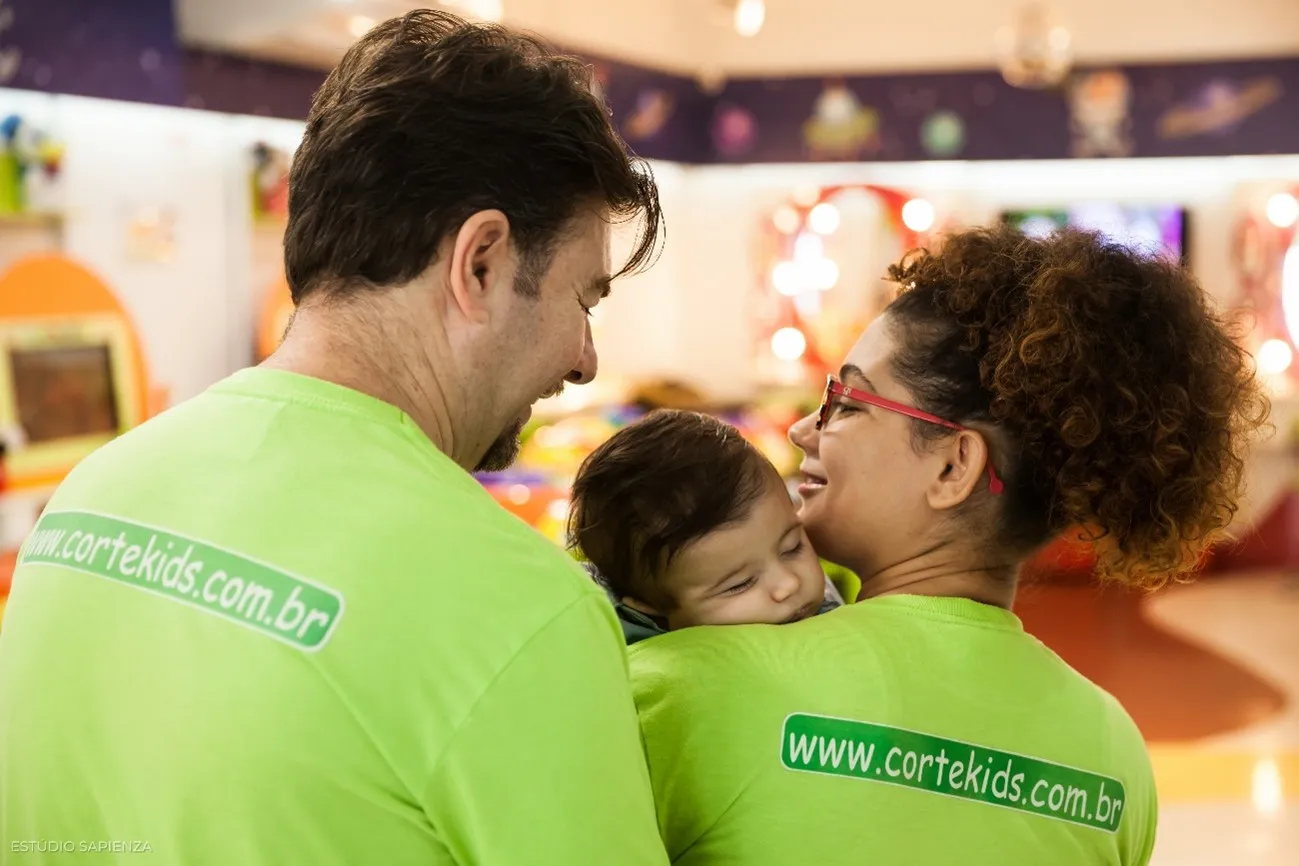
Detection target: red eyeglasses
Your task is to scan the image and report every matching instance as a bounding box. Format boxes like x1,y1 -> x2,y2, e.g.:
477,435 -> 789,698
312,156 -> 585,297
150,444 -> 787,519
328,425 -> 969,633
816,375 -> 1004,495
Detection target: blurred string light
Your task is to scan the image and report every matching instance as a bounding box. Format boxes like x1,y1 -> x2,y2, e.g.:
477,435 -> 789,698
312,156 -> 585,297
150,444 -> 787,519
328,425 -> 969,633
793,185 -> 820,207
807,258 -> 839,291
771,327 -> 807,361
771,261 -> 802,296
765,185 -> 935,366
1266,191 -> 1299,228
1257,339 -> 1293,375
771,231 -> 839,295
772,205 -> 800,234
794,232 -> 823,261
808,202 -> 841,235
901,198 -> 936,233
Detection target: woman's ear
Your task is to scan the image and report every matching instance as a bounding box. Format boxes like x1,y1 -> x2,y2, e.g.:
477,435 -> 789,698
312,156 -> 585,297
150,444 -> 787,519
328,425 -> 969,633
925,430 -> 989,511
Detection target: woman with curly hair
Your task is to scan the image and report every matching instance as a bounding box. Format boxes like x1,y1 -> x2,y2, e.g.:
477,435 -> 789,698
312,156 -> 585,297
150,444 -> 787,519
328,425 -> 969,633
629,225 -> 1269,865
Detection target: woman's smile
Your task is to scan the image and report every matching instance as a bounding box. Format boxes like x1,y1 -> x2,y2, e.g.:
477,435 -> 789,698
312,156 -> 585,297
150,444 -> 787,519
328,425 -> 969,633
797,463 -> 828,498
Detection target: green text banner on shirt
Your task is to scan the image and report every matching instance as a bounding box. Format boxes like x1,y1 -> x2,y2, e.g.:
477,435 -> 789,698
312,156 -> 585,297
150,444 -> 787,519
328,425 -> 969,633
781,713 -> 1127,833
19,510 -> 344,651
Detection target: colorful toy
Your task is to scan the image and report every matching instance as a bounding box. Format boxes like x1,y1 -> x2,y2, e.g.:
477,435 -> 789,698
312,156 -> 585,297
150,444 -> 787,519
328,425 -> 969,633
251,142 -> 291,222
477,387 -> 822,551
517,412 -> 624,484
0,114 -> 64,215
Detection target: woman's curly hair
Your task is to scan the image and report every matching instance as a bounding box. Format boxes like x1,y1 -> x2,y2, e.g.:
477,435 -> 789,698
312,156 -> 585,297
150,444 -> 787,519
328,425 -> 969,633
885,224 -> 1270,587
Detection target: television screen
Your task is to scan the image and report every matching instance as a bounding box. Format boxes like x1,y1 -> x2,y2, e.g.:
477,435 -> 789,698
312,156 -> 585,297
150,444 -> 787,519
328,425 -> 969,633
1002,205 -> 1188,263
10,344 -> 120,444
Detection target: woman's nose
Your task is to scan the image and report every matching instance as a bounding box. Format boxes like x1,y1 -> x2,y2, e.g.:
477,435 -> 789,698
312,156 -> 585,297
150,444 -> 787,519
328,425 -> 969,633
789,412 -> 818,451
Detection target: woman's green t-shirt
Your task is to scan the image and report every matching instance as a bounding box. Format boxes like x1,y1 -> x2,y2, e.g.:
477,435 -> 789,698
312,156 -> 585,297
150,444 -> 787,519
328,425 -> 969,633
630,594 -> 1157,865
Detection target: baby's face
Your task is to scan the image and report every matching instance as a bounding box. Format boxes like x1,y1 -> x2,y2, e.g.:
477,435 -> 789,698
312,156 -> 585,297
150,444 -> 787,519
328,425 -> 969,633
655,478 -> 827,629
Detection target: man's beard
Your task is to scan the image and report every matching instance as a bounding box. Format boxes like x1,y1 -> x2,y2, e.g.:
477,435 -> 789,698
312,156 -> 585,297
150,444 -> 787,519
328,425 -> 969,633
475,417 -> 526,473
473,382 -> 566,473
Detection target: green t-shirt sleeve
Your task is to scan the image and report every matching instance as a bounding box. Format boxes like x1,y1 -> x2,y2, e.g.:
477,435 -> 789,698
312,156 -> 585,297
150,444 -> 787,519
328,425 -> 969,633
424,590 -> 669,866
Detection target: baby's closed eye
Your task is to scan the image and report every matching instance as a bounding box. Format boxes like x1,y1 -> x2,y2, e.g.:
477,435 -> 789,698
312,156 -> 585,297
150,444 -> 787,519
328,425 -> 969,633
722,576 -> 758,595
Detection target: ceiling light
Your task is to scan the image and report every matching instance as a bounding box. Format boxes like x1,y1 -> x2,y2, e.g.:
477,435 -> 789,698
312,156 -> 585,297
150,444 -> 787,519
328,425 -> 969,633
442,0 -> 504,22
348,15 -> 376,38
995,3 -> 1073,90
734,0 -> 765,37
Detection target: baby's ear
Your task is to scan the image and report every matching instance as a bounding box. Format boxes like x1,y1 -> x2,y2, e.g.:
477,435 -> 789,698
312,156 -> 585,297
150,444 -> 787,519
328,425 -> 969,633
621,596 -> 664,618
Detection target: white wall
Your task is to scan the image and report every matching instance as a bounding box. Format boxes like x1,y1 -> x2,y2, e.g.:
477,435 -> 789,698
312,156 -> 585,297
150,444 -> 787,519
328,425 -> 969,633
0,89 -> 302,406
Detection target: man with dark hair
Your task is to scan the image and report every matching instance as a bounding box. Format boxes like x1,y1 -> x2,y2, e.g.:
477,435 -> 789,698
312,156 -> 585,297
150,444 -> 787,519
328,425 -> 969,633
0,10 -> 668,865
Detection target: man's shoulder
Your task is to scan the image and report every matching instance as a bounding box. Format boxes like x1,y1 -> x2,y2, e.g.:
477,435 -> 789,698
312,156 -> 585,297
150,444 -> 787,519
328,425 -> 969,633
51,391 -> 594,606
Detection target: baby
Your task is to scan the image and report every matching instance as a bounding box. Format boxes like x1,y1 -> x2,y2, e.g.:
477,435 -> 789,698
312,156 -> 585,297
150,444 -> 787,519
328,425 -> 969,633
568,409 -> 840,643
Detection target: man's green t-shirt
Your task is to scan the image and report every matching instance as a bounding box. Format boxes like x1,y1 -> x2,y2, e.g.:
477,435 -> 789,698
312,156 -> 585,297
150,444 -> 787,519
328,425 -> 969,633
0,368 -> 668,865
630,594 -> 1157,865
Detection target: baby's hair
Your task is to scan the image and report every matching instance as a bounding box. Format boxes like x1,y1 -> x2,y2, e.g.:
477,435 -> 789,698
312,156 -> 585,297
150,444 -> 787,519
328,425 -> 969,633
568,409 -> 776,604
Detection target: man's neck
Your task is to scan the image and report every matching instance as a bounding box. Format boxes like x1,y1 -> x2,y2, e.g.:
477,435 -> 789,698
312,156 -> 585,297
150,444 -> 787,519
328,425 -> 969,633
855,545 -> 1017,609
261,298 -> 465,465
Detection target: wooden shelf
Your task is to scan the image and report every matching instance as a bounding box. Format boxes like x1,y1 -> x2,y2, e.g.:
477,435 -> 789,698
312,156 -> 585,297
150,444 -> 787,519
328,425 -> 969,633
0,212 -> 62,228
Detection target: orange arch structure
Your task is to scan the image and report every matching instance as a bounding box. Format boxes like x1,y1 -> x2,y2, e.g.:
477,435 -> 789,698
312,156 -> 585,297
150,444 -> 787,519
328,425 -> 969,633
0,255 -> 150,422
0,254 -> 151,492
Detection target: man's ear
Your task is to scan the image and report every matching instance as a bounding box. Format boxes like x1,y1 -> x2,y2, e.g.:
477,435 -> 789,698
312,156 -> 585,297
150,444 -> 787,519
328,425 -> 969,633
925,430 -> 989,511
446,209 -> 513,325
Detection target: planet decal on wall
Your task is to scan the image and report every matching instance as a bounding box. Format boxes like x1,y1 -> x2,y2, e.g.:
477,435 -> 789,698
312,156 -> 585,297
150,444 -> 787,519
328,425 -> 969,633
623,89 -> 676,141
801,83 -> 880,161
921,110 -> 966,157
712,104 -> 757,158
1158,77 -> 1283,139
